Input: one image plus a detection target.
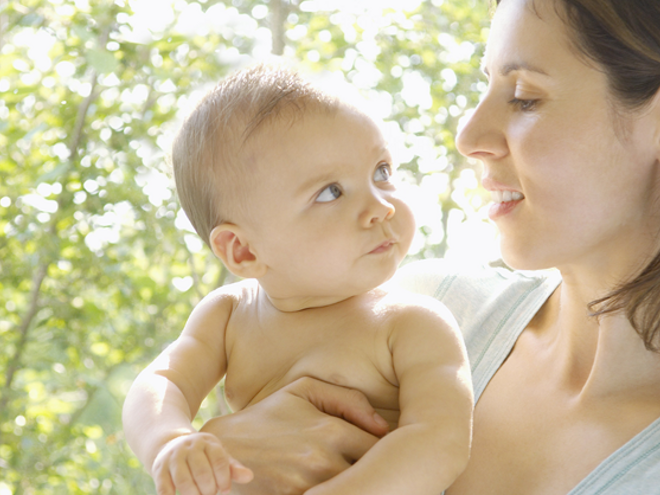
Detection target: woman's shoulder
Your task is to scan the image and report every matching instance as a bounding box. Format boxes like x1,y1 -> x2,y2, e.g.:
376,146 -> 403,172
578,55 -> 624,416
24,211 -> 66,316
392,258 -> 559,303
391,259 -> 562,400
392,259 -> 560,346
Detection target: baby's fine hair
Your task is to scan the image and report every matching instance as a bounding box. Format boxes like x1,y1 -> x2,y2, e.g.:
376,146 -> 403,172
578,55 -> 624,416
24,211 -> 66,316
172,64 -> 341,248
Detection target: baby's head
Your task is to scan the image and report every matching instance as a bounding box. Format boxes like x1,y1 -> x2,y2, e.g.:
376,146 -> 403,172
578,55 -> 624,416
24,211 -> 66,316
173,64 -> 415,308
172,64 -> 341,249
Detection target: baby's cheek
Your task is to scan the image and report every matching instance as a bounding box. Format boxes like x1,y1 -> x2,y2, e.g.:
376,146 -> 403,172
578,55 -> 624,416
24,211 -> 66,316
397,203 -> 417,238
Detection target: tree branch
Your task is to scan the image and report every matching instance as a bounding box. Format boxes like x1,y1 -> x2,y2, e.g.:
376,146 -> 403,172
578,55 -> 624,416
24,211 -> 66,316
183,241 -> 204,302
0,26 -> 110,416
67,26 -> 111,161
0,262 -> 48,413
270,0 -> 288,55
0,0 -> 7,54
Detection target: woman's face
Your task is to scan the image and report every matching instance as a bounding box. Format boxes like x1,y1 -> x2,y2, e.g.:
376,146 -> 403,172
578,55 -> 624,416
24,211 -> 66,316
456,0 -> 660,278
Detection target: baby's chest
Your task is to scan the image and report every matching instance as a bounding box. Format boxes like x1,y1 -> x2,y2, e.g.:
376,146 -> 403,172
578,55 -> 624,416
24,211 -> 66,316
222,315 -> 400,417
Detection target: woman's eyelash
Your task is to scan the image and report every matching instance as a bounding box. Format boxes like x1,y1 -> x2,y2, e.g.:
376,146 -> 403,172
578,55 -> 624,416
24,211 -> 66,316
509,97 -> 540,111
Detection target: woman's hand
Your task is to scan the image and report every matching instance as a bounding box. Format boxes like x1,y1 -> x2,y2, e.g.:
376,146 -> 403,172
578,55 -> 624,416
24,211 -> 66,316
200,377 -> 390,495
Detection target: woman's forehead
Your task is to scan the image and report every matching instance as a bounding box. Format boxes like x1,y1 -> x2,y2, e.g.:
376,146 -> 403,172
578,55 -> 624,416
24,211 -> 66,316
483,0 -> 573,74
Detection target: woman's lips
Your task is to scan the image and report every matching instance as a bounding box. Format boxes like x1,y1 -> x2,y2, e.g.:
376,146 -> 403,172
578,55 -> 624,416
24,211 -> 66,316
487,189 -> 525,220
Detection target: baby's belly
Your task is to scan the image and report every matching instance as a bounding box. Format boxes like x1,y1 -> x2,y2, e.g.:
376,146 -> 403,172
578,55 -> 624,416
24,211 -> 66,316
224,342 -> 401,428
225,369 -> 401,430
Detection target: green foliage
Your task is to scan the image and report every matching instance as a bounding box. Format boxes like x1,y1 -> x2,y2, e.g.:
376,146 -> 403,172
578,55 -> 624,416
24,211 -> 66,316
0,0 -> 489,493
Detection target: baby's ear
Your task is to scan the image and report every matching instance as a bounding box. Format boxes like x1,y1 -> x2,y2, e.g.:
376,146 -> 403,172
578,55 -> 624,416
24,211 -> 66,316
209,224 -> 267,279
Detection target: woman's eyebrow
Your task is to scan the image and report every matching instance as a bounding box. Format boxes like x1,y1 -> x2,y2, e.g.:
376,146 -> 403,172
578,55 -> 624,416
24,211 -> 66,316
482,61 -> 549,77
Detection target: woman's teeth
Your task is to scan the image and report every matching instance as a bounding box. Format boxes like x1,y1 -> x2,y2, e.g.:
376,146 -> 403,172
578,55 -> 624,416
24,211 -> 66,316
491,190 -> 524,203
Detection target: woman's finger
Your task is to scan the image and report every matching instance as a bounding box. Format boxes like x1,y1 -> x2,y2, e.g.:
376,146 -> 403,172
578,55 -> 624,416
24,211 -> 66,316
200,377 -> 384,494
284,377 -> 390,437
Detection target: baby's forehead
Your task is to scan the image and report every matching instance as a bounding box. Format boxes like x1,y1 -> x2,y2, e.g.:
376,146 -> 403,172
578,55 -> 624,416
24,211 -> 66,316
244,105 -> 388,175
245,99 -> 345,137
252,102 -> 379,147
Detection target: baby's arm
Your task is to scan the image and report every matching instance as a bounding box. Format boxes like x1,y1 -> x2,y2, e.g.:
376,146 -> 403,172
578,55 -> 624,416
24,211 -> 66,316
305,293 -> 473,495
122,288 -> 253,495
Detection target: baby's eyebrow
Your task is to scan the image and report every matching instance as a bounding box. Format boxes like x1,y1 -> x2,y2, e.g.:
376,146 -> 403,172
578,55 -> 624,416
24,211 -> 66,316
296,145 -> 392,195
296,171 -> 337,196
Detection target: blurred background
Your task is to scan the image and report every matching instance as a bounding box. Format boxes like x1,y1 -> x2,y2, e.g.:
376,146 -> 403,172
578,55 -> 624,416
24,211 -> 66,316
0,0 -> 498,492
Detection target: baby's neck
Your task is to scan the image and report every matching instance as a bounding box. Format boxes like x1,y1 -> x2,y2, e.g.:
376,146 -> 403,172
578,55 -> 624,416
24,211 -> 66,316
257,285 -> 357,313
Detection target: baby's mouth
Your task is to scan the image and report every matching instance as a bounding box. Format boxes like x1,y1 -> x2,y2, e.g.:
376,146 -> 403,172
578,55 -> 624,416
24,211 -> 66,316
369,240 -> 395,254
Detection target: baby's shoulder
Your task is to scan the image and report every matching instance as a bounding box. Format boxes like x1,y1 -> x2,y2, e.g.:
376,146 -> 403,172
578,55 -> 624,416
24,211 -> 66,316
367,290 -> 466,364
351,287 -> 456,337
197,279 -> 260,314
376,287 -> 455,320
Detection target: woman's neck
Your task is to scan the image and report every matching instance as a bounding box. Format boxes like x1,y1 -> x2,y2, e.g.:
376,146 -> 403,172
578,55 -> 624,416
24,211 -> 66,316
535,275 -> 660,400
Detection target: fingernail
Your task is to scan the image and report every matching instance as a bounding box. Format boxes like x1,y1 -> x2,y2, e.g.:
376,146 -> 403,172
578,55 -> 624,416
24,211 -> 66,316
373,413 -> 389,428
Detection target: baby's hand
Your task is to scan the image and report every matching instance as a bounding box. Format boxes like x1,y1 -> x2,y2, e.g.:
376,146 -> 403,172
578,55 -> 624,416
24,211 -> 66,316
152,432 -> 253,495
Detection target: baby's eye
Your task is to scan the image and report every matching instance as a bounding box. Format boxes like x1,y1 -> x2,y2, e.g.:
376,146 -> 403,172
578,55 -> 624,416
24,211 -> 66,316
316,184 -> 342,203
374,163 -> 392,182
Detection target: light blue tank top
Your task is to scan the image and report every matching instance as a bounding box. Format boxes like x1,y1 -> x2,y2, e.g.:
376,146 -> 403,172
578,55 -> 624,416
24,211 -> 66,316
394,259 -> 660,495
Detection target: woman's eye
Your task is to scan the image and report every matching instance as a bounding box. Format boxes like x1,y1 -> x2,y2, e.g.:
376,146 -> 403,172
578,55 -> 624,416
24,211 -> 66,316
374,164 -> 392,182
316,184 -> 342,203
509,97 -> 539,112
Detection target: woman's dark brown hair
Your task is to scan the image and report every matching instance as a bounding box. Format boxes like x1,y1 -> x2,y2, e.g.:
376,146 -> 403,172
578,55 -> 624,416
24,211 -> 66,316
496,0 -> 660,350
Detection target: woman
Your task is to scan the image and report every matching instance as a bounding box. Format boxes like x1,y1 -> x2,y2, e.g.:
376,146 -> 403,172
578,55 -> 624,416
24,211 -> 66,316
202,0 -> 660,493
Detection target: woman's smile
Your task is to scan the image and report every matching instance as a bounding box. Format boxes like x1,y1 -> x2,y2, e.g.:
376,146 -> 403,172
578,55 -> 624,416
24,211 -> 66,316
488,196 -> 523,221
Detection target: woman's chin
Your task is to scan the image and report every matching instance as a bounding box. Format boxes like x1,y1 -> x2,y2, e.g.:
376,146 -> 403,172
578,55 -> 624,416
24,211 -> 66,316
499,250 -> 553,272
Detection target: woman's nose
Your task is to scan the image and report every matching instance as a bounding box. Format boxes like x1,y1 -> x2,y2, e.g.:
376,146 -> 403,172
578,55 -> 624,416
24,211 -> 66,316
360,192 -> 395,227
455,93 -> 508,160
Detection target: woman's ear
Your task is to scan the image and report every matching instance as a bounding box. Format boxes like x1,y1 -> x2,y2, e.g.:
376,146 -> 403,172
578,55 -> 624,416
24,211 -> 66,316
652,89 -> 660,147
209,224 -> 267,279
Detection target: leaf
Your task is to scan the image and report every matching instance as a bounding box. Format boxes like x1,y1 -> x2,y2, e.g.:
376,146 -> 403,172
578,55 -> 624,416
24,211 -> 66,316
86,49 -> 119,74
23,122 -> 48,143
72,24 -> 94,43
36,163 -> 70,184
1,1 -> 490,493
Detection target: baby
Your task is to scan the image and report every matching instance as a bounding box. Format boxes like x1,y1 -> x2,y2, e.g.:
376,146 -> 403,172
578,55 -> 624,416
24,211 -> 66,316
122,64 -> 473,495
